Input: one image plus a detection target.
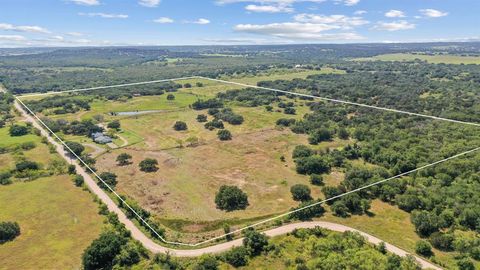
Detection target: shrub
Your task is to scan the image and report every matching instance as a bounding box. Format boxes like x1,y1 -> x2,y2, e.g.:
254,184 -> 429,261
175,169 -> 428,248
243,229 -> 269,256
82,232 -> 126,270
217,129 -> 232,141
331,200 -> 349,217
225,246 -> 249,267
183,83 -> 192,88
166,94 -> 175,100
107,120 -> 121,130
429,232 -> 454,251
310,174 -> 324,185
98,172 -> 117,190
292,145 -> 314,159
308,128 -> 332,144
74,175 -> 84,187
64,141 -> 85,156
204,119 -> 224,130
196,114 -> 208,122
290,184 -> 312,201
415,240 -> 433,257
139,158 -> 159,172
289,200 -> 325,221
0,172 -> 12,185
284,107 -> 296,115
215,185 -> 249,211
295,155 -> 330,175
194,255 -> 218,270
67,164 -> 76,174
173,121 -> 187,131
0,221 -> 20,243
338,127 -> 349,139
276,118 -> 296,127
9,125 -> 29,136
15,160 -> 39,172
116,153 -> 132,166
196,82 -> 204,87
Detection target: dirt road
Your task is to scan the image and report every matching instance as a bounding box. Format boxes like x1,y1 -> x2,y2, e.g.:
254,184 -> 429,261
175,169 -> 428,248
13,97 -> 441,270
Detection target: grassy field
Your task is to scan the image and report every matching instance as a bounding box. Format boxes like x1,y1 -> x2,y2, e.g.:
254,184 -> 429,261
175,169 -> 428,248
0,175 -> 104,270
354,53 -> 480,64
0,126 -> 40,148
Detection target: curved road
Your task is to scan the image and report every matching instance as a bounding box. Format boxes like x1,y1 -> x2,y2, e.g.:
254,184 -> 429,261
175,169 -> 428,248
13,98 -> 441,270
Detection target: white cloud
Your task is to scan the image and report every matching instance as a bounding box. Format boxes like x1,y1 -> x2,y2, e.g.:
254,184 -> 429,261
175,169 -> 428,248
78,12 -> 129,19
66,32 -> 84,37
373,20 -> 415,31
335,0 -> 359,6
0,35 -> 26,41
419,9 -> 448,18
216,0 -> 326,4
293,14 -> 368,29
385,10 -> 405,18
354,10 -> 367,15
191,18 -> 210,24
0,23 -> 50,34
234,22 -> 363,40
69,0 -> 99,6
153,17 -> 174,24
139,0 -> 161,7
245,4 -> 294,13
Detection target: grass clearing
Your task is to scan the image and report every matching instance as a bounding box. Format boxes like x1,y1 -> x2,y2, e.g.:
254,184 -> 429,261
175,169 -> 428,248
0,175 -> 104,270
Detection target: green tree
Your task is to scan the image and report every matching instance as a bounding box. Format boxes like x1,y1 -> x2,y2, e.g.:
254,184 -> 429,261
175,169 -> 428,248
331,200 -> 349,217
116,153 -> 132,166
290,184 -> 312,201
243,229 -> 269,256
338,127 -> 349,140
9,125 -> 28,136
194,255 -> 218,270
308,128 -> 332,144
225,246 -> 249,267
415,240 -> 433,257
98,172 -> 117,190
167,94 -> 175,100
74,175 -> 84,187
107,120 -> 121,130
196,114 -> 208,122
82,231 -> 126,270
217,129 -> 232,141
139,158 -> 158,172
215,185 -> 249,211
64,141 -> 85,156
310,174 -> 324,186
0,221 -> 20,243
289,200 -> 325,221
173,121 -> 188,131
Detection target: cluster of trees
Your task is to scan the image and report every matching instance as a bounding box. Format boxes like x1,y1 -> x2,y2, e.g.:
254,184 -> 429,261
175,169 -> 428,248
42,117 -> 103,137
191,98 -> 223,110
9,124 -> 30,137
208,108 -> 244,125
217,88 -> 281,107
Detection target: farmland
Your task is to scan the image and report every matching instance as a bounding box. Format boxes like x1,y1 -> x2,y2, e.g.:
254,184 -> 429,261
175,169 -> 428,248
354,53 -> 480,64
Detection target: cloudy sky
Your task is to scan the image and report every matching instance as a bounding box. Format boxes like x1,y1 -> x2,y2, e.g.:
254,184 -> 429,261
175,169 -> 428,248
0,0 -> 478,47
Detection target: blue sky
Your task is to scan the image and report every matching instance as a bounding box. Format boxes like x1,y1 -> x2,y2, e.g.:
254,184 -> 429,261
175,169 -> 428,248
0,0 -> 478,47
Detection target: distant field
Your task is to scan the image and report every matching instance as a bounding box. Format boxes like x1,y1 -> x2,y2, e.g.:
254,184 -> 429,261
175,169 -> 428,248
0,175 -> 103,270
354,53 -> 480,64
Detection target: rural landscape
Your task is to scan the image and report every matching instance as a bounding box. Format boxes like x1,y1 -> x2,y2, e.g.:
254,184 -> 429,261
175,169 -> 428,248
1,1 -> 480,270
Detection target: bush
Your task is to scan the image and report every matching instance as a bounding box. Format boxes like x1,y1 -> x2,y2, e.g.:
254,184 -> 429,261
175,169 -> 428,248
284,107 -> 296,115
116,153 -> 132,166
338,127 -> 349,139
457,258 -> 475,270
310,174 -> 324,185
243,229 -> 269,256
308,128 -> 332,144
74,175 -> 84,187
67,164 -> 76,174
276,118 -> 296,127
64,141 -> 85,156
292,145 -> 314,159
217,129 -> 232,141
295,155 -> 330,175
107,120 -> 121,130
0,172 -> 12,185
15,160 -> 39,172
204,119 -> 224,130
415,240 -> 433,257
166,94 -> 175,100
194,255 -> 218,270
215,185 -> 249,211
429,232 -> 454,251
9,125 -> 29,136
0,221 -> 20,243
290,184 -> 312,201
98,172 -> 117,190
331,201 -> 349,217
225,246 -> 249,267
196,114 -> 208,122
82,231 -> 126,270
139,158 -> 158,172
173,121 -> 187,131
289,200 -> 325,221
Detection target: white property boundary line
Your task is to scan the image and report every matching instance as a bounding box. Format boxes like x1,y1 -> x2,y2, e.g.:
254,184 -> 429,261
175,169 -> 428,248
14,75 -> 480,248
